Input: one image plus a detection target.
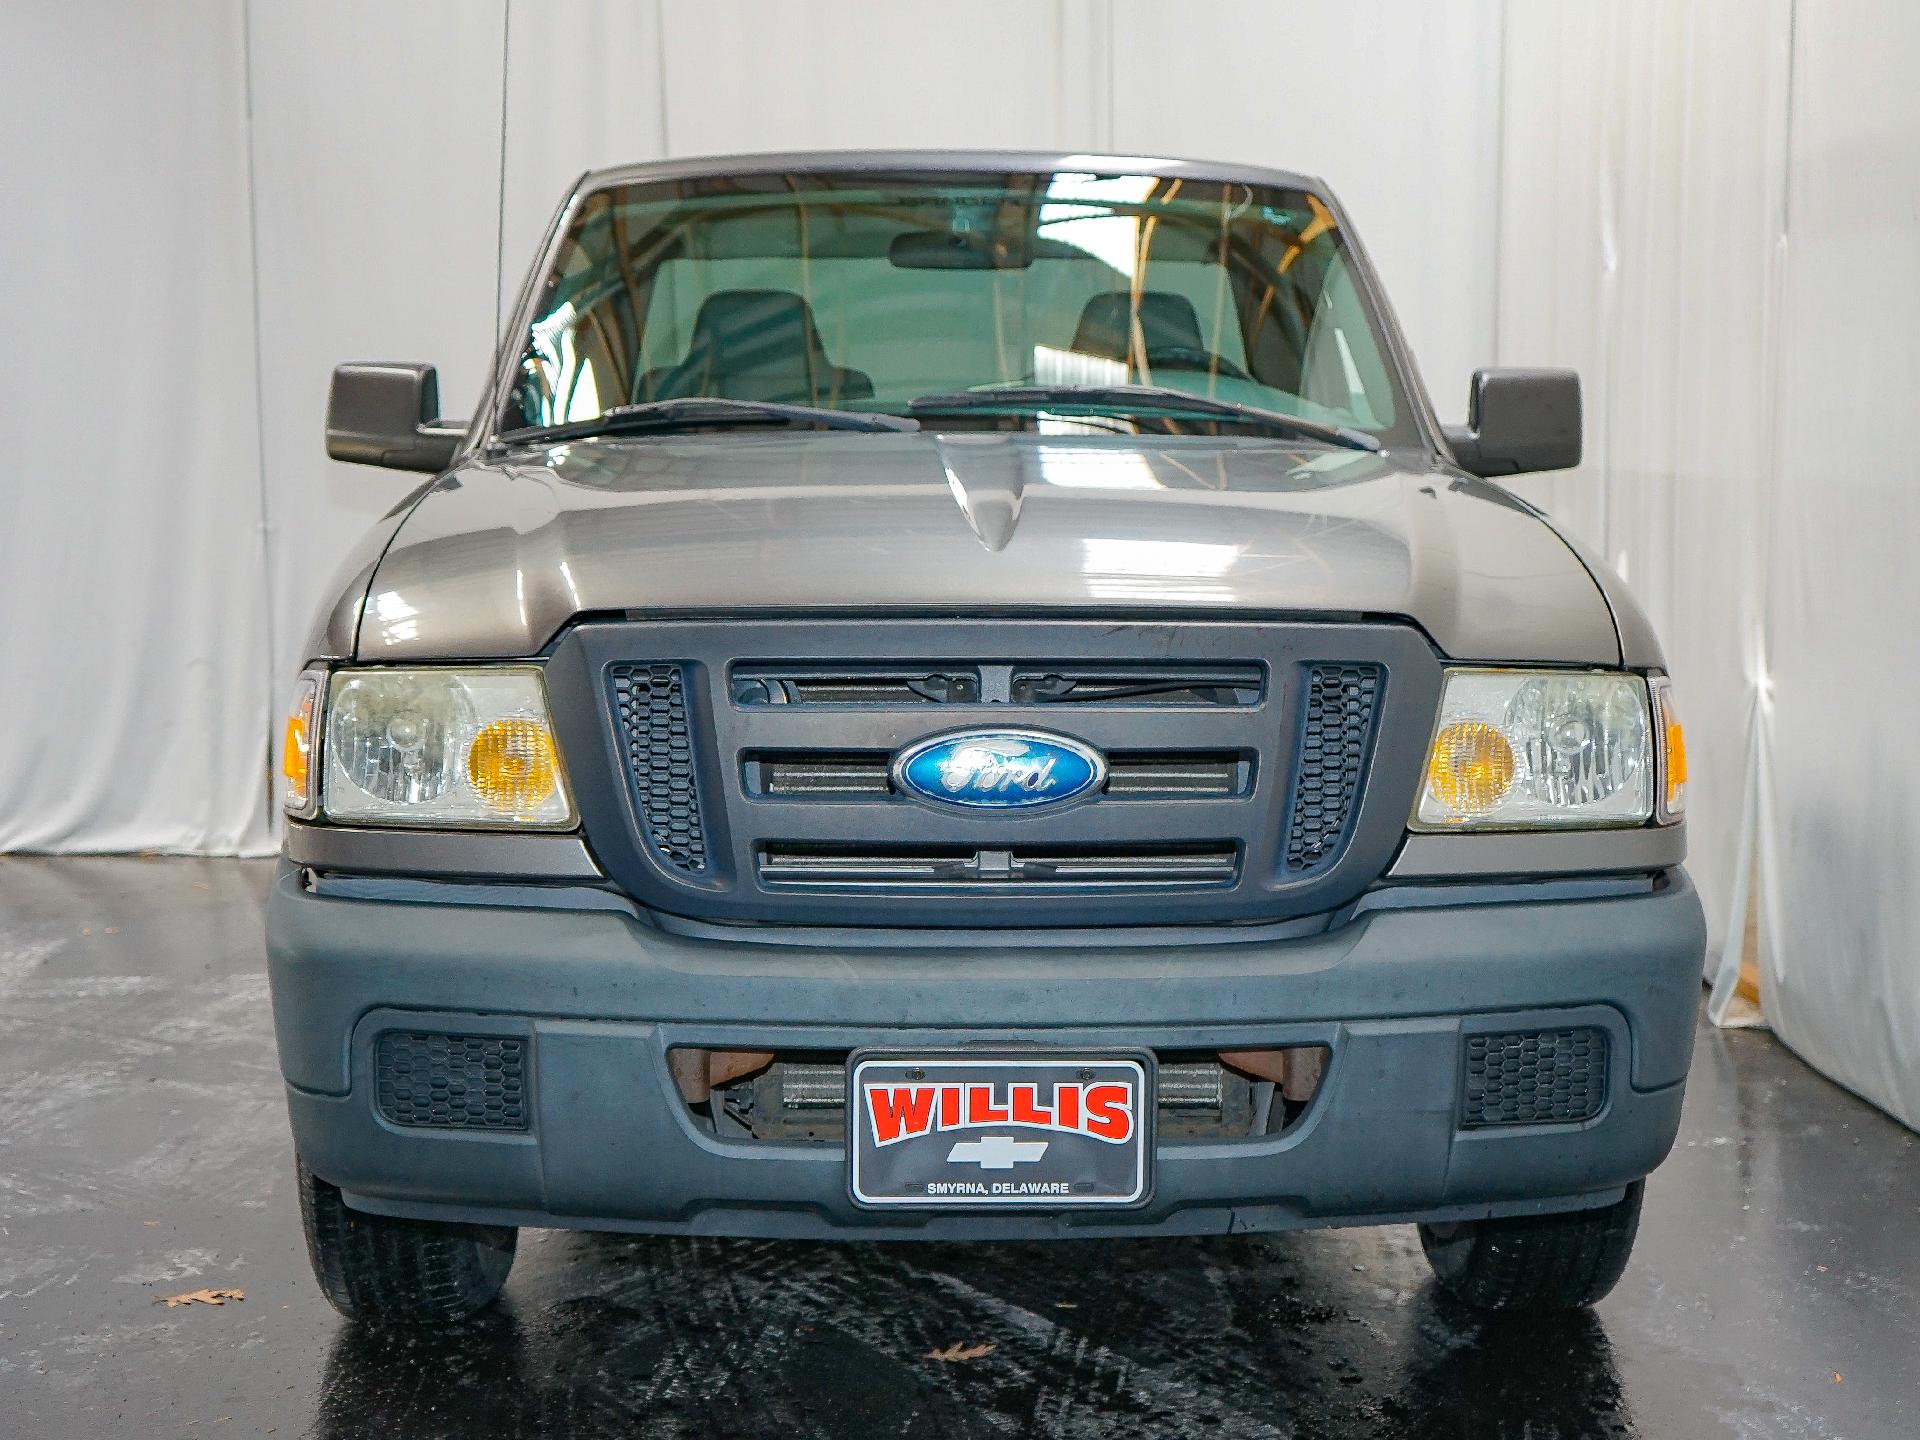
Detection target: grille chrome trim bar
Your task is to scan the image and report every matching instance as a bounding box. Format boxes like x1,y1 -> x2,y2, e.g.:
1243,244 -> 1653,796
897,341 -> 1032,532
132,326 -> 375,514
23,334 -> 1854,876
757,843 -> 1241,890
745,751 -> 1249,800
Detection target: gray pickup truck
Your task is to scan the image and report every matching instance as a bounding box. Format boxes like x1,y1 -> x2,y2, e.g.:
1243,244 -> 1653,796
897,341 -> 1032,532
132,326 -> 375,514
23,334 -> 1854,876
269,151 -> 1703,1323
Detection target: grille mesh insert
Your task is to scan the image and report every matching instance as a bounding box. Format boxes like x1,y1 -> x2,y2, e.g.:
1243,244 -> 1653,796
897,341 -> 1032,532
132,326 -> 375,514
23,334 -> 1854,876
375,1032 -> 528,1131
1283,664 -> 1382,872
1461,1027 -> 1609,1128
610,664 -> 708,873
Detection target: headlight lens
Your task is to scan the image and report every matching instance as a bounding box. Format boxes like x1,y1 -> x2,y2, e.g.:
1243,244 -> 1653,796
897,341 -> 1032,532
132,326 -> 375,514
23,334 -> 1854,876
322,668 -> 574,828
1415,670 -> 1652,829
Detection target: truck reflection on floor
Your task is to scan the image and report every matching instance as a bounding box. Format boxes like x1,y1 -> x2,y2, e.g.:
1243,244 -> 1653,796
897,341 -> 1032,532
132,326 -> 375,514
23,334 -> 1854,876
312,1229 -> 1634,1440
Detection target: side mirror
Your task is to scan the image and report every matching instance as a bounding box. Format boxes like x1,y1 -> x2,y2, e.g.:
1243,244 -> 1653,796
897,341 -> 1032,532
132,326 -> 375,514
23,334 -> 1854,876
1443,368 -> 1581,477
326,363 -> 467,472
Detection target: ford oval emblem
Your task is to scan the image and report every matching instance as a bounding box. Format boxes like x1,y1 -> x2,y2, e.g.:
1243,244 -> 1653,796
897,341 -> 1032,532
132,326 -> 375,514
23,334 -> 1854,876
891,729 -> 1106,810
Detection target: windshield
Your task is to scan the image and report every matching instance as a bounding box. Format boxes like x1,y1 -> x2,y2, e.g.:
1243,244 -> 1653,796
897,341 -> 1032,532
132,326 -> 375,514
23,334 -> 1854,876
504,167 -> 1421,444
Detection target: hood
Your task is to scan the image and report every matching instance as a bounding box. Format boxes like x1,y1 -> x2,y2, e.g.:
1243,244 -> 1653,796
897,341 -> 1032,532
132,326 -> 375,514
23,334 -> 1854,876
352,432 -> 1620,664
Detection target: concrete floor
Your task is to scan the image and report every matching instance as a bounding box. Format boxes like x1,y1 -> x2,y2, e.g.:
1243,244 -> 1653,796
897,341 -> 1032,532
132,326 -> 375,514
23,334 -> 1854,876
1,857 -> 1914,1440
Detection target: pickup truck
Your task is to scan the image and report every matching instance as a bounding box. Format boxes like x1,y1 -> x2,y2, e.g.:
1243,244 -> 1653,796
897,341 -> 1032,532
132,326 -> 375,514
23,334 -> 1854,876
268,151 -> 1704,1323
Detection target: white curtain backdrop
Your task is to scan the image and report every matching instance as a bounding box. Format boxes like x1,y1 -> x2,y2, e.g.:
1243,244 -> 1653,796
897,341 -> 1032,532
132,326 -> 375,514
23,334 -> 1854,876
0,0 -> 271,854
1761,3 -> 1920,1132
4,0 -> 1915,1127
1492,1 -> 1791,984
1494,0 -> 1920,1130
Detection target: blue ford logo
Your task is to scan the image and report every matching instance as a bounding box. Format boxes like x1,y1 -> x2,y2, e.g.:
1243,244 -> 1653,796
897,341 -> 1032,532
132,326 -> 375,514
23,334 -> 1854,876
892,729 -> 1106,810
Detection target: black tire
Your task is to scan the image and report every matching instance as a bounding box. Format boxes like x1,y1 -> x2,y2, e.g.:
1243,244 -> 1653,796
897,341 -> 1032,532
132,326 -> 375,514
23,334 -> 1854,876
297,1159 -> 516,1324
1418,1180 -> 1644,1312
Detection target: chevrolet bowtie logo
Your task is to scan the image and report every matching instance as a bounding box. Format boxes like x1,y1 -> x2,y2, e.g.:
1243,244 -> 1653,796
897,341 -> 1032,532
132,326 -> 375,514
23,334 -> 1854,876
946,1135 -> 1050,1170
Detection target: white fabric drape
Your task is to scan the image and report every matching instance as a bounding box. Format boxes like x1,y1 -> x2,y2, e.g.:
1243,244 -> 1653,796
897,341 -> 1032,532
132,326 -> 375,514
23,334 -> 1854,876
6,0 -> 1916,1128
1760,3 -> 1920,1129
1493,2 -> 1790,981
1494,0 -> 1920,1130
0,0 -> 271,853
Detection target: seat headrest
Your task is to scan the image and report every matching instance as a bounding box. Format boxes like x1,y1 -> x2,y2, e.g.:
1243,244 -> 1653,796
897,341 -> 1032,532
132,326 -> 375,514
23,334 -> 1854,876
688,288 -> 828,368
642,287 -> 875,403
1070,291 -> 1208,361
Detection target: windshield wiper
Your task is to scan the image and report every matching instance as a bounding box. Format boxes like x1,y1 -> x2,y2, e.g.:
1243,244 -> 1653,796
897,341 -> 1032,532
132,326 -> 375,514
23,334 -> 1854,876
908,384 -> 1380,452
495,397 -> 918,446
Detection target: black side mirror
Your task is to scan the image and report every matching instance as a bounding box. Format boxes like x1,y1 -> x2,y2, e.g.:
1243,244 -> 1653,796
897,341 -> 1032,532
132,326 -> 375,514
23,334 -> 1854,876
1443,368 -> 1581,477
326,363 -> 467,472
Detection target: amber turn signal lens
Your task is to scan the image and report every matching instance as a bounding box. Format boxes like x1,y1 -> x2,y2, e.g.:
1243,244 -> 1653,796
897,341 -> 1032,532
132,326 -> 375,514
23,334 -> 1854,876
1651,676 -> 1688,821
282,675 -> 319,815
466,718 -> 560,813
1665,717 -> 1687,793
1426,720 -> 1516,815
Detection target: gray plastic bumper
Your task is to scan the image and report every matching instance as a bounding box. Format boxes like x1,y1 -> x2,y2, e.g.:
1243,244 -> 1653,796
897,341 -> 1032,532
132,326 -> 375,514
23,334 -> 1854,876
267,864 -> 1706,1239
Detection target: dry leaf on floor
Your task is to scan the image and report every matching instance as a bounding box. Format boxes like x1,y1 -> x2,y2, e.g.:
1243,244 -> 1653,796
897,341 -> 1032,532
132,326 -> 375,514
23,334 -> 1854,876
159,1287 -> 244,1308
926,1342 -> 995,1363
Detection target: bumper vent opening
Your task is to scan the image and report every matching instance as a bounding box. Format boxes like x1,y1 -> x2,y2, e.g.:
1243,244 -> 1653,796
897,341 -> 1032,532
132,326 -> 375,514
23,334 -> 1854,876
374,1031 -> 528,1131
610,663 -> 709,874
1283,663 -> 1383,873
1461,1027 -> 1610,1128
682,1046 -> 1329,1145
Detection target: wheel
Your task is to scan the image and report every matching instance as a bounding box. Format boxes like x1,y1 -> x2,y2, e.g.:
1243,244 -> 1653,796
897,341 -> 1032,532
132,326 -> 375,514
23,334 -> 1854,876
297,1159 -> 516,1324
1418,1180 -> 1644,1312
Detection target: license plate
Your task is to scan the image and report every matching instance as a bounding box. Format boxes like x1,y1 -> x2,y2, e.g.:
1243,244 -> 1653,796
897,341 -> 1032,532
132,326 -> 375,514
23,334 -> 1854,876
849,1053 -> 1152,1208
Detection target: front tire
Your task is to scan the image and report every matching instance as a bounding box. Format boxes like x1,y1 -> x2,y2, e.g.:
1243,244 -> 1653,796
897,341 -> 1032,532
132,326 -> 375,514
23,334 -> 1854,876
297,1159 -> 516,1324
1418,1180 -> 1644,1312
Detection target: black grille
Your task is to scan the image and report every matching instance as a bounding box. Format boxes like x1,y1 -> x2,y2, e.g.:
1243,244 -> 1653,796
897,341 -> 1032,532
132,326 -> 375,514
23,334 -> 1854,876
1284,664 -> 1382,873
375,1032 -> 528,1131
559,619 -> 1440,927
610,664 -> 708,873
1461,1028 -> 1609,1128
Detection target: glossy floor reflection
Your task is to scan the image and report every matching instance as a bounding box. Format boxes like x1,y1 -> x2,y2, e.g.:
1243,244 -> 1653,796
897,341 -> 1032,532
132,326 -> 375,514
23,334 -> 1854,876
309,1230 -> 1646,1439
2,857 -> 1915,1439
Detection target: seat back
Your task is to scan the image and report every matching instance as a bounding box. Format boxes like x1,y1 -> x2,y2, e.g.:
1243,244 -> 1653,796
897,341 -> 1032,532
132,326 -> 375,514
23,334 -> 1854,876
642,289 -> 871,403
1069,291 -> 1208,362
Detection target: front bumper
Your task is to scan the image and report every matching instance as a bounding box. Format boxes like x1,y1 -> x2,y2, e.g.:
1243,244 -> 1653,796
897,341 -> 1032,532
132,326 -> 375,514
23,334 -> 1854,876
266,863 -> 1706,1240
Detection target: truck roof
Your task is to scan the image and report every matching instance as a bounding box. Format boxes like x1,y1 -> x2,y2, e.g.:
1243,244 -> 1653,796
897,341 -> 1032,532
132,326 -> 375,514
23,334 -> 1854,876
576,150 -> 1326,198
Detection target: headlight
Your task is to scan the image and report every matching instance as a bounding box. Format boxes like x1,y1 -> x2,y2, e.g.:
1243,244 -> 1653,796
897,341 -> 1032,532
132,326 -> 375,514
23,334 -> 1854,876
1414,669 -> 1652,830
321,668 -> 574,828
